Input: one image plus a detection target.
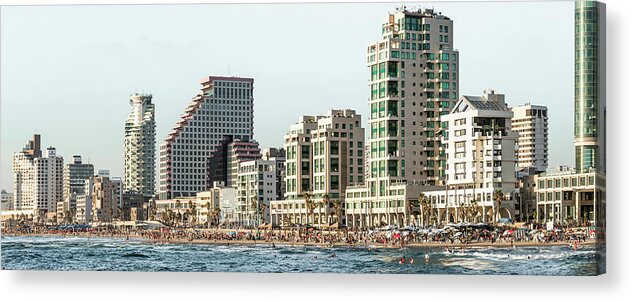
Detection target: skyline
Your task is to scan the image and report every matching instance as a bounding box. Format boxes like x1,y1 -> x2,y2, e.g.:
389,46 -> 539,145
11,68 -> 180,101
0,1 -> 574,191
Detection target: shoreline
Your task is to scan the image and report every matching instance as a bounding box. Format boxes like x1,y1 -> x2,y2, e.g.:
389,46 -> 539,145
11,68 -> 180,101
1,232 -> 598,250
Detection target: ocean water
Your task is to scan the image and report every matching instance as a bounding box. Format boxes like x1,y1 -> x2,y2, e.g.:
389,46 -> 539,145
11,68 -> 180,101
0,236 -> 605,275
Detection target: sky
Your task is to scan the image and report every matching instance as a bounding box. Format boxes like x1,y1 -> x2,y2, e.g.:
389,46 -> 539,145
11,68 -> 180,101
0,1 -> 574,191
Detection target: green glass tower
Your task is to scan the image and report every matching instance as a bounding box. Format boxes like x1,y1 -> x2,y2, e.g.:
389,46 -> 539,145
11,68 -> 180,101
574,0 -> 606,173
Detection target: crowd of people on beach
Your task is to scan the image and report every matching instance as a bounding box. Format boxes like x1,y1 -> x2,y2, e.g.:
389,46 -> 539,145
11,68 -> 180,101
3,223 -> 594,248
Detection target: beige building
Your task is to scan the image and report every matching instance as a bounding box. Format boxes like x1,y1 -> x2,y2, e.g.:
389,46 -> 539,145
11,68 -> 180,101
236,160 -> 277,226
535,171 -> 605,227
271,109 -> 364,227
12,135 -> 64,218
511,104 -> 549,172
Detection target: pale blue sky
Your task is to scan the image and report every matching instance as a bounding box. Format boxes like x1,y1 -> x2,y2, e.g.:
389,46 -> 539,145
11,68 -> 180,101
0,1 -> 574,190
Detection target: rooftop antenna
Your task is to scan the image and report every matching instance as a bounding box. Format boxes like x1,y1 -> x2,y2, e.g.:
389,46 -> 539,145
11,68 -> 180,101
228,65 -> 231,76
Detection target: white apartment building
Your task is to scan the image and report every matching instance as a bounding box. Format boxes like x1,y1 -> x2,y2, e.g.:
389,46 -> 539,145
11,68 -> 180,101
12,135 -> 64,216
124,93 -> 156,196
1,190 -> 13,211
511,104 -> 549,172
236,160 -> 277,226
271,109 -> 364,227
159,76 -> 254,200
437,90 -> 519,223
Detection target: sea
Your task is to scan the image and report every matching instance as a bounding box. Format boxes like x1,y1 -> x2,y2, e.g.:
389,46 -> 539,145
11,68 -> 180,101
0,235 -> 605,275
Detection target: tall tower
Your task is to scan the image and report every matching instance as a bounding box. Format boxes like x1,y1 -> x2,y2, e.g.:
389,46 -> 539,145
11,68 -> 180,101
574,0 -> 605,173
159,76 -> 254,200
511,104 -> 549,173
366,7 -> 458,199
124,93 -> 156,197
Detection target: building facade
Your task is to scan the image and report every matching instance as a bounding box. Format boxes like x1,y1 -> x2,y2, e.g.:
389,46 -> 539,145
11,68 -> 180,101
1,190 -> 13,211
226,139 -> 262,188
59,155 -> 94,220
12,135 -> 64,217
271,109 -> 364,227
535,171 -> 605,227
124,93 -> 156,196
159,76 -> 254,200
236,160 -> 277,226
439,90 -> 518,223
91,176 -> 115,223
574,0 -> 606,174
262,147 -> 286,201
511,104 -> 549,172
366,7 -> 458,192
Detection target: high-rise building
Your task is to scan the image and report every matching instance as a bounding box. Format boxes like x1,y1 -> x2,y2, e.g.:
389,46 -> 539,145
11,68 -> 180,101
366,7 -> 459,191
344,7 -> 460,228
226,139 -> 261,188
236,160 -> 277,226
574,0 -> 605,173
124,93 -> 156,196
91,176 -> 115,223
58,155 -> 94,221
262,147 -> 286,201
12,135 -> 64,215
511,104 -> 549,172
159,76 -> 254,200
439,90 -> 518,222
271,109 -> 364,226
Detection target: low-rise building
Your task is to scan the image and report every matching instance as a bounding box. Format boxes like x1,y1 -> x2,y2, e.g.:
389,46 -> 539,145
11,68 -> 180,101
535,171 -> 605,227
1,190 -> 13,211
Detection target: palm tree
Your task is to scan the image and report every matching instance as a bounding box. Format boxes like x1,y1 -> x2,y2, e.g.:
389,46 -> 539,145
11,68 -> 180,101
301,191 -> 312,234
304,193 -> 316,228
417,193 -> 430,227
250,194 -> 259,228
332,199 -> 343,237
406,196 -> 420,227
320,194 -> 330,228
493,189 -> 504,223
212,207 -> 222,227
469,198 -> 480,223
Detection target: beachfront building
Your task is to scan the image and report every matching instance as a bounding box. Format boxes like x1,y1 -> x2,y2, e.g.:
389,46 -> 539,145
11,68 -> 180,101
159,76 -> 254,200
235,160 -> 277,226
124,93 -> 156,197
91,176 -> 116,223
226,139 -> 262,188
262,147 -> 286,201
1,190 -> 14,211
436,90 -> 519,223
58,155 -> 94,222
75,178 -> 94,224
12,135 -> 64,218
575,1 -> 606,174
345,7 -> 460,228
535,171 -> 605,227
270,109 -> 364,228
511,104 -> 549,173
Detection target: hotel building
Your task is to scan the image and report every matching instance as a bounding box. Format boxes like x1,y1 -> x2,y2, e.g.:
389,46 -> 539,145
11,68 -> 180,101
1,190 -> 13,211
511,104 -> 549,172
124,93 -> 156,197
271,109 -> 364,227
12,135 -> 64,216
159,76 -> 254,200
